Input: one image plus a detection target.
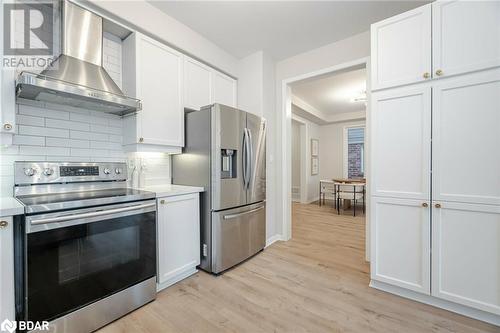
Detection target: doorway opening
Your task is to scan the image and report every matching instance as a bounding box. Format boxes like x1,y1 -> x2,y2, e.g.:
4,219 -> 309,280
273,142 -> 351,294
284,57 -> 370,262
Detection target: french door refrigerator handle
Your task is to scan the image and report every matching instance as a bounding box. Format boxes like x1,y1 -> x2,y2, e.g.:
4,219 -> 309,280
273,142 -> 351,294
242,128 -> 251,188
247,128 -> 253,190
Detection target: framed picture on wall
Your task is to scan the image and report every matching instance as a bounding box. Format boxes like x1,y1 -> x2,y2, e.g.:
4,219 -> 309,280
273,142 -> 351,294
311,157 -> 319,175
311,139 -> 319,157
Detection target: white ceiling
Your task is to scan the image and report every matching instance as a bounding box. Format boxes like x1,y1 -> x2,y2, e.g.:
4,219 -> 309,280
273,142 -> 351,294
291,66 -> 367,116
148,1 -> 428,60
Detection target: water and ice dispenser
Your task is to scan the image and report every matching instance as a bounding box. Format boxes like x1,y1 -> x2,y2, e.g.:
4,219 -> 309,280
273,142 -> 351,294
221,149 -> 237,179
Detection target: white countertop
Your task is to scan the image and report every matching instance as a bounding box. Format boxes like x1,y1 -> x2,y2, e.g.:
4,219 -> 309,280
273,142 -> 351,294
135,184 -> 204,198
0,197 -> 25,217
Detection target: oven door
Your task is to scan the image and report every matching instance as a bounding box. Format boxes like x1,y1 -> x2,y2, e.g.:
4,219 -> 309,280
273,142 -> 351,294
20,200 -> 156,323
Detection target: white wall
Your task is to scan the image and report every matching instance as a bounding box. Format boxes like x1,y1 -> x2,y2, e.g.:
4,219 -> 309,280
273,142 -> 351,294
86,0 -> 238,77
275,31 -> 370,237
237,50 -> 278,244
292,110 -> 320,203
319,120 -> 366,181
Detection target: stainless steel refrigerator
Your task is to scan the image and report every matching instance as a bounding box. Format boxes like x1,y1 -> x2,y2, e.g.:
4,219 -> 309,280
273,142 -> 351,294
172,104 -> 266,274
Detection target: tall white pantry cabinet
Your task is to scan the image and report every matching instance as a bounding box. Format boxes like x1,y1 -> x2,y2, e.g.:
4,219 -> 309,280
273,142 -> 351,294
369,0 -> 500,325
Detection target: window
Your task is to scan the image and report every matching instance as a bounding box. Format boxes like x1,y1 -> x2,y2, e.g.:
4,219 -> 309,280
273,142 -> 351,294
346,127 -> 365,178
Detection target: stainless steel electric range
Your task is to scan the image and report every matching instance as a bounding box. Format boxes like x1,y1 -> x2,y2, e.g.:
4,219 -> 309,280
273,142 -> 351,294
13,161 -> 157,333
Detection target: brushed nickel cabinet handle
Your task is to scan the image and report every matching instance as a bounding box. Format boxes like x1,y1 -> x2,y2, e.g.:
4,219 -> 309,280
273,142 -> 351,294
0,221 -> 8,228
160,199 -> 165,204
139,137 -> 144,143
3,123 -> 12,131
435,69 -> 443,76
422,203 -> 428,207
423,72 -> 430,79
435,203 -> 442,208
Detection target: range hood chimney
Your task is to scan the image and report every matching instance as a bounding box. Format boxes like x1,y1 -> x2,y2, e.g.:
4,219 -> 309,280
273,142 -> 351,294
16,1 -> 141,115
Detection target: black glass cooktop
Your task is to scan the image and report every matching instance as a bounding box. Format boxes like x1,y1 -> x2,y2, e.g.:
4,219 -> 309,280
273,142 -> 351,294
17,188 -> 155,214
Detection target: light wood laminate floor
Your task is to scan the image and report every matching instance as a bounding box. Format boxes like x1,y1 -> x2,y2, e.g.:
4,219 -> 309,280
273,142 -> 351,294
99,202 -> 498,333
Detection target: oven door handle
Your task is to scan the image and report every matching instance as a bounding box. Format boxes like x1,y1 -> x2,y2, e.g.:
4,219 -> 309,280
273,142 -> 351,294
30,202 -> 156,225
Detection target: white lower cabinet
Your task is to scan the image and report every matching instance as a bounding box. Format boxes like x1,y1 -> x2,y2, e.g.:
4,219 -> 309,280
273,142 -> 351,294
0,216 -> 15,323
432,202 -> 500,315
157,193 -> 200,291
371,197 -> 430,294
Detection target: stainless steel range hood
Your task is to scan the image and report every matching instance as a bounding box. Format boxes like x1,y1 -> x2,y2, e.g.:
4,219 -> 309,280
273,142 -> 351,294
16,1 -> 141,115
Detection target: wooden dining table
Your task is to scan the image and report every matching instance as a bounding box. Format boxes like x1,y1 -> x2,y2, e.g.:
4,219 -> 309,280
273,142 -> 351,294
319,178 -> 366,210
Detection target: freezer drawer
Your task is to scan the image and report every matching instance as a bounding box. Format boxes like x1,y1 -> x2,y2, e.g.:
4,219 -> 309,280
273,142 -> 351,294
212,202 -> 265,273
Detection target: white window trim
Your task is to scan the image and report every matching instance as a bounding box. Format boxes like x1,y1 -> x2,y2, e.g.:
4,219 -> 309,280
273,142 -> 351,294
343,125 -> 366,178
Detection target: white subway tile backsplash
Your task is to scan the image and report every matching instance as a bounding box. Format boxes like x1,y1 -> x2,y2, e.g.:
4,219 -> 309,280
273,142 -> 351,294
70,130 -> 108,141
19,146 -> 70,156
17,114 -> 45,126
90,124 -> 122,135
19,125 -> 69,138
70,148 -> 92,157
108,135 -> 122,143
19,105 -> 70,120
13,135 -> 45,146
46,118 -> 90,131
46,137 -> 90,148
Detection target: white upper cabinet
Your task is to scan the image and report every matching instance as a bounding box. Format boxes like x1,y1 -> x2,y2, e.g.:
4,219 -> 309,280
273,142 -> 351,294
122,32 -> 184,149
371,86 -> 431,200
371,4 -> 432,90
212,71 -> 237,108
432,202 -> 500,315
184,58 -> 212,111
432,0 -> 500,79
432,69 -> 500,206
183,57 -> 237,111
371,197 -> 430,294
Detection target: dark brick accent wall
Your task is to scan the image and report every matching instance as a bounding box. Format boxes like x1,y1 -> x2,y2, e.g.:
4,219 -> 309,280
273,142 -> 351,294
348,143 -> 364,178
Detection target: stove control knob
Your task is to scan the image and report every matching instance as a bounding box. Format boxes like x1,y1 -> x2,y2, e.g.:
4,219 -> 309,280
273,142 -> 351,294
43,168 -> 54,176
115,168 -> 122,175
103,168 -> 111,175
24,168 -> 36,177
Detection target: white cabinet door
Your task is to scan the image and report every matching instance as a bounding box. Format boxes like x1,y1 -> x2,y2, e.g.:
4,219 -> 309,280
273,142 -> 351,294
212,71 -> 237,107
136,34 -> 184,146
371,197 -> 430,294
157,193 -> 200,289
432,201 -> 500,315
184,57 -> 212,110
0,216 -> 15,323
432,69 -> 500,206
432,0 -> 500,79
371,4 -> 431,90
371,86 -> 431,200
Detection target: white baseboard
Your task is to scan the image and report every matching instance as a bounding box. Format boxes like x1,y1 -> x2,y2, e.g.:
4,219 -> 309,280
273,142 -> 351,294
370,280 -> 500,326
157,265 -> 198,292
306,196 -> 320,204
266,234 -> 284,247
